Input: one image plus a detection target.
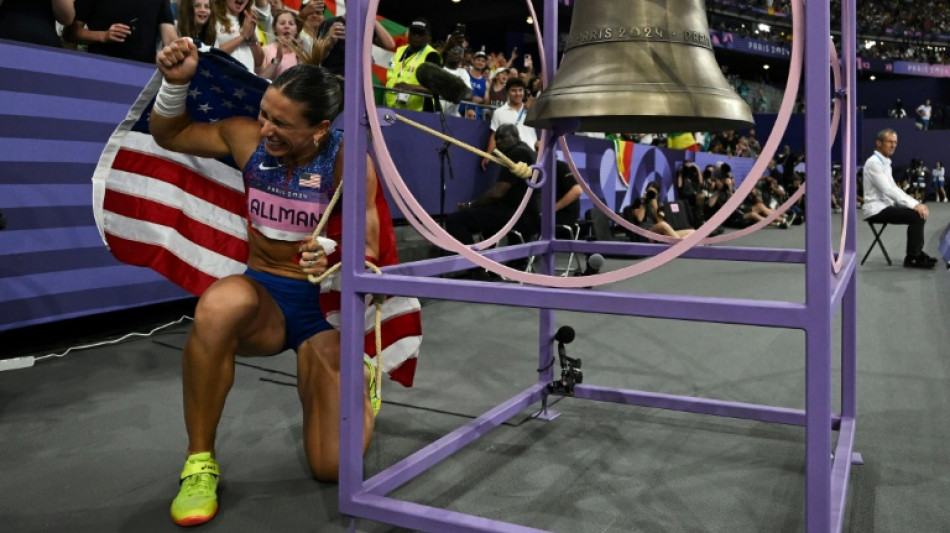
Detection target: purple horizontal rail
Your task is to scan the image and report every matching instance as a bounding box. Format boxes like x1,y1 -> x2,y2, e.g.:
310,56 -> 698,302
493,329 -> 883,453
359,384 -> 546,498
0,39 -> 154,82
356,274 -> 809,328
0,138 -> 109,163
0,90 -> 134,123
0,226 -> 105,254
0,184 -> 92,208
1,265 -> 168,304
569,384 -> 842,428
346,494 -> 551,533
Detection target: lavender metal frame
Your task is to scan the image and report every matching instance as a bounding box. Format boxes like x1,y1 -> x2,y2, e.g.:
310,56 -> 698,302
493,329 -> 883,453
337,0 -> 859,531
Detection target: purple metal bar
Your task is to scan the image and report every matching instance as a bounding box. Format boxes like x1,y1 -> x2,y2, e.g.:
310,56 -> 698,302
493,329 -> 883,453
831,417 -> 857,532
348,495 -> 551,533
339,0 -> 371,511
359,384 -> 546,498
357,274 -> 810,328
829,253 -> 857,309
803,0 -> 834,528
380,243 -> 809,278
570,384 -> 842,427
841,0 -> 860,424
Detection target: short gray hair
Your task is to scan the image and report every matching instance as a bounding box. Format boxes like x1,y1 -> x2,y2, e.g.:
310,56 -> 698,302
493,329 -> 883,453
876,128 -> 897,142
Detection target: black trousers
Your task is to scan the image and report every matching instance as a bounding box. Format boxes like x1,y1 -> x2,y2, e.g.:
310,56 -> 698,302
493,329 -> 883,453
866,205 -> 926,257
445,205 -> 538,245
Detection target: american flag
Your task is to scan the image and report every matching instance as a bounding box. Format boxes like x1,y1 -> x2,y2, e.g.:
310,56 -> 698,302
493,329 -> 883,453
91,47 -> 422,387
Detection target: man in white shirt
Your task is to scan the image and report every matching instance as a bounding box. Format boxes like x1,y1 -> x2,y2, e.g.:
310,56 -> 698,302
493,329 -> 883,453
916,99 -> 932,130
439,45 -> 472,118
480,77 -> 537,170
863,128 -> 936,269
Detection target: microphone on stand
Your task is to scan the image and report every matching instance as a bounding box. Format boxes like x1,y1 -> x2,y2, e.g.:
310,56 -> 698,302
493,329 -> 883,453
554,325 -> 575,362
416,62 -> 472,104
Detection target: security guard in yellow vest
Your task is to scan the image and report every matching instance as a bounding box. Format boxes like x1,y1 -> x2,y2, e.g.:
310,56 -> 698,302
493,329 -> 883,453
385,17 -> 441,111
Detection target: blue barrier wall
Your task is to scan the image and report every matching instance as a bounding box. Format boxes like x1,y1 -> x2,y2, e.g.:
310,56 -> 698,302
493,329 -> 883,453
0,39 -> 755,332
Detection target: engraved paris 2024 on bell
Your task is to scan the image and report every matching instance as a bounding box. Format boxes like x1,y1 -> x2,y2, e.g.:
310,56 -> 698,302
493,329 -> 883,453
525,0 -> 754,134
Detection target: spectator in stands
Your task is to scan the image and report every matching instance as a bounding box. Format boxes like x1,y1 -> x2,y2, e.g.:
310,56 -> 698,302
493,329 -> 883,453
209,0 -> 270,73
461,50 -> 489,119
480,77 -> 538,171
259,10 -> 299,80
933,160 -> 947,202
734,136 -> 758,158
889,98 -> 907,119
445,124 -> 540,245
746,128 -> 762,154
0,0 -> 75,48
625,181 -> 696,239
461,47 -> 474,69
177,0 -> 216,44
438,45 -> 472,117
312,15 -> 395,76
862,128 -> 936,269
384,17 -> 442,112
777,144 -> 799,187
65,0 -> 177,63
487,68 -> 509,108
720,129 -> 739,154
296,0 -> 325,55
755,89 -> 768,113
916,98 -> 932,130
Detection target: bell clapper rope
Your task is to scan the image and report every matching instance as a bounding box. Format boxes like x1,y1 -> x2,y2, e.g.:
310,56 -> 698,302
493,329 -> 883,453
387,113 -> 534,179
306,176 -> 385,407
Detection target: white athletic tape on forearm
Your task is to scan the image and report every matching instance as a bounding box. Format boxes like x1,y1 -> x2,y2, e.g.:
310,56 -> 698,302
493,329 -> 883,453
153,78 -> 189,117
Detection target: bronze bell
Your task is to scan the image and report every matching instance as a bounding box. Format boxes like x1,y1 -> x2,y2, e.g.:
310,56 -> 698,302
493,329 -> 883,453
526,0 -> 754,133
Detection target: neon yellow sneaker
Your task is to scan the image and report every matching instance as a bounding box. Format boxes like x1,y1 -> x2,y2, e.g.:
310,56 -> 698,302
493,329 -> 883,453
170,452 -> 220,527
365,355 -> 381,417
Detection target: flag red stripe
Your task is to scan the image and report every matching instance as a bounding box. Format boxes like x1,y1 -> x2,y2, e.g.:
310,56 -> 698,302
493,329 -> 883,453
103,190 -> 250,263
113,149 -> 247,217
363,310 -> 423,356
389,357 -> 416,387
104,233 -> 220,295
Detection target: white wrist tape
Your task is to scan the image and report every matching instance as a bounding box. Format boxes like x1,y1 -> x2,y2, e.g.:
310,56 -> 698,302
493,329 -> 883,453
153,78 -> 189,117
316,236 -> 337,257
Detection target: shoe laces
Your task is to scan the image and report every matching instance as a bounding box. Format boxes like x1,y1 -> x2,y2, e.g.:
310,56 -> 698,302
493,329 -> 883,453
179,472 -> 216,498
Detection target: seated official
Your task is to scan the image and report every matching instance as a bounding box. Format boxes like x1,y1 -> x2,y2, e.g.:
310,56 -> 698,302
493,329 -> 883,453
445,124 -> 540,245
863,128 -> 937,269
554,160 -> 582,228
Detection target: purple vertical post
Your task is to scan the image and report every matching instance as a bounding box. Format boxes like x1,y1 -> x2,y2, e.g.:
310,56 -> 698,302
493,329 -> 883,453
338,0 -> 369,516
535,0 -> 559,411
840,0 -> 858,422
803,0 -> 833,530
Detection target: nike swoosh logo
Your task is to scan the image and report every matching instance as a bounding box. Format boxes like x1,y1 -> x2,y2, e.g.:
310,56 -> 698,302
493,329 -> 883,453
259,163 -> 283,170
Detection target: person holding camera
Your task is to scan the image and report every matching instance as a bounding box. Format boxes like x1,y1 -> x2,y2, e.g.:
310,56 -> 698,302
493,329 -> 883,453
863,129 -> 937,269
626,181 -> 695,239
311,13 -> 395,76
